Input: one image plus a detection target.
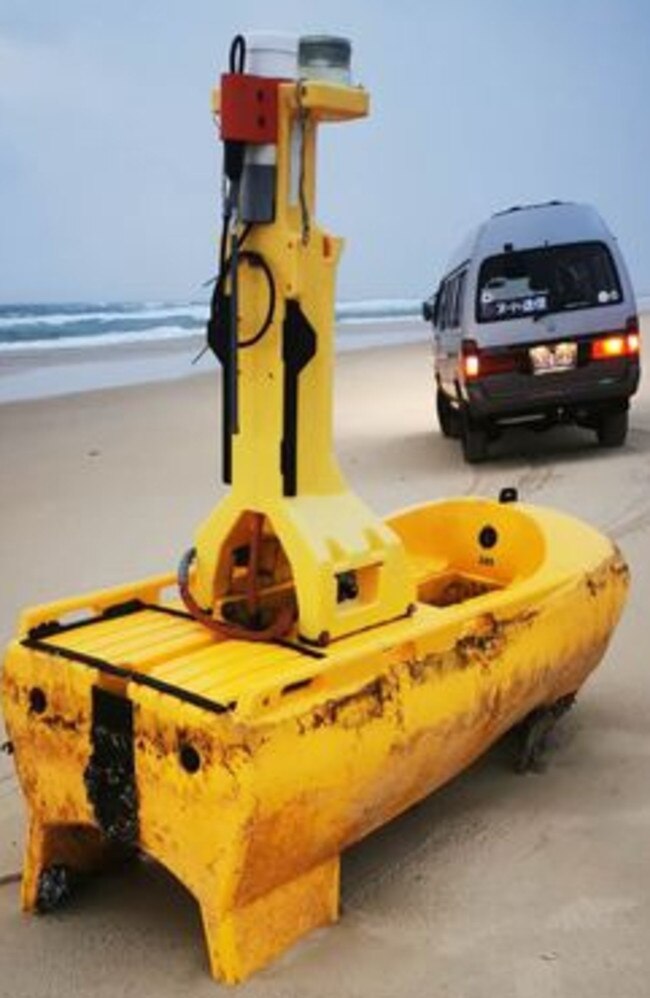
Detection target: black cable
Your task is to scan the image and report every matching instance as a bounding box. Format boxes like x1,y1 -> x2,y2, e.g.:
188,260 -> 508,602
227,183 -> 241,432
207,222 -> 252,307
217,212 -> 229,278
236,251 -> 276,348
238,222 -> 253,251
210,248 -> 276,349
229,34 -> 246,74
190,211 -> 237,365
224,34 -> 247,185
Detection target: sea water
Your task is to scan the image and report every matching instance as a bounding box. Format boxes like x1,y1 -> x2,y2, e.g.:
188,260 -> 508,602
0,299 -> 422,349
0,299 -> 427,402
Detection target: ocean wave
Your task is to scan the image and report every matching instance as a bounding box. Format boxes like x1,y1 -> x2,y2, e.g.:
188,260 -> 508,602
336,298 -> 421,319
0,324 -> 204,352
0,298 -> 423,348
0,320 -> 425,357
0,303 -> 208,330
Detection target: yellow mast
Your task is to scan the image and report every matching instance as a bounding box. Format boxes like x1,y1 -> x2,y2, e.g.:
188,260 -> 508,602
190,79 -> 414,644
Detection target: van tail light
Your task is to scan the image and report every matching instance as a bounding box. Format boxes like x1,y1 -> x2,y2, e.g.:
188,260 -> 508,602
461,339 -> 519,379
461,339 -> 480,379
591,317 -> 640,361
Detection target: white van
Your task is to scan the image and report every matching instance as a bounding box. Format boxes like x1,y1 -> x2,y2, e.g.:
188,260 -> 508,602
423,202 -> 640,462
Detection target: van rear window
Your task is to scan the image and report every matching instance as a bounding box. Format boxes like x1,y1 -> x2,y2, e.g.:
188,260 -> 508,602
476,241 -> 622,323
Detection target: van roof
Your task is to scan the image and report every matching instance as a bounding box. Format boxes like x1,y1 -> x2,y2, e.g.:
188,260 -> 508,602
444,201 -> 615,275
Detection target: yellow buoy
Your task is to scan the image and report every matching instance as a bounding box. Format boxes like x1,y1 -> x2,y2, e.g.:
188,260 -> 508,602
1,33 -> 629,984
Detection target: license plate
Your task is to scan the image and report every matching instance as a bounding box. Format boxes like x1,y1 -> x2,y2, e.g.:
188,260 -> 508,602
529,341 -> 577,374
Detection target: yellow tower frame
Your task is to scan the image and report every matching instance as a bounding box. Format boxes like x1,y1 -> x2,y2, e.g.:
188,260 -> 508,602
191,80 -> 415,644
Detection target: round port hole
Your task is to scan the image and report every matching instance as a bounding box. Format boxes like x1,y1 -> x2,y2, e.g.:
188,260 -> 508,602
478,525 -> 498,550
179,744 -> 201,774
29,687 -> 47,714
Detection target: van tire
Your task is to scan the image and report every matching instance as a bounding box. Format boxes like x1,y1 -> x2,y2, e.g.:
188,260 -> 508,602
436,388 -> 461,439
596,409 -> 628,448
461,415 -> 489,463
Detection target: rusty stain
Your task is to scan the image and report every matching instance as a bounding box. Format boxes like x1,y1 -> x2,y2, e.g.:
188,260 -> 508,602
135,720 -> 257,783
40,714 -> 81,734
297,614 -> 543,739
456,608 -> 538,669
404,607 -> 539,684
307,676 -> 392,732
456,613 -> 508,667
586,549 -> 630,597
295,607 -> 543,738
221,741 -> 253,774
434,576 -> 496,607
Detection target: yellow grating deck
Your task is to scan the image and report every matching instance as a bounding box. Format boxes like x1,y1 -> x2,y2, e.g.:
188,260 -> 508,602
25,603 -> 327,715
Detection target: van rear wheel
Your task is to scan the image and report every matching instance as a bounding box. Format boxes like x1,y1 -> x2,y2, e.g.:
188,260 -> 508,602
596,409 -> 628,448
436,388 -> 461,439
461,414 -> 489,463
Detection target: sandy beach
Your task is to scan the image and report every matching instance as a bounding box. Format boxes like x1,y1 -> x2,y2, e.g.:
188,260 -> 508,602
1,328 -> 649,998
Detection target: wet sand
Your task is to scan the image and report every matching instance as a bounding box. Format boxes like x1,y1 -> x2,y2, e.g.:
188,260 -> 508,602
1,328 -> 649,997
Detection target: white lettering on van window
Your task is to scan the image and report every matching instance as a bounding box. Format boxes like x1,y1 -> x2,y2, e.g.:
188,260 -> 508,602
493,294 -> 547,319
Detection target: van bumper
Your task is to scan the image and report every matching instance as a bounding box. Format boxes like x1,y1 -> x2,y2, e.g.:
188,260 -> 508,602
464,358 -> 640,422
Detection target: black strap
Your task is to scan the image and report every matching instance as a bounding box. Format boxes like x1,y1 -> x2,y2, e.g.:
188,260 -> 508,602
281,301 -> 317,496
207,292 -> 235,482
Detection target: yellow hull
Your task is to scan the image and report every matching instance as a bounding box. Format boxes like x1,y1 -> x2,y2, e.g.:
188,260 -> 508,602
2,498 -> 628,983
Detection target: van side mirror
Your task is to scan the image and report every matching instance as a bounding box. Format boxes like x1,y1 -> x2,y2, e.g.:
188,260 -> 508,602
422,300 -> 433,322
432,290 -> 441,325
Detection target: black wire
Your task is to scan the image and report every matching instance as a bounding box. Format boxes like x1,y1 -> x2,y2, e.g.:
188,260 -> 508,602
238,223 -> 253,251
235,251 -> 276,348
217,211 -> 229,277
206,229 -> 275,352
229,34 -> 246,74
216,249 -> 275,348
202,222 -> 252,290
208,222 -> 252,299
227,183 -> 241,432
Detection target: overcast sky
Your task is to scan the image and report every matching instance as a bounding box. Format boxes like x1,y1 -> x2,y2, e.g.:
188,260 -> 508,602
1,0 -> 649,304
